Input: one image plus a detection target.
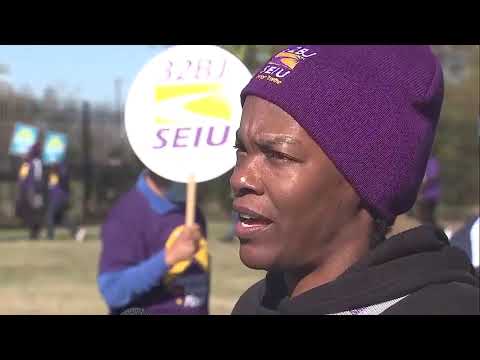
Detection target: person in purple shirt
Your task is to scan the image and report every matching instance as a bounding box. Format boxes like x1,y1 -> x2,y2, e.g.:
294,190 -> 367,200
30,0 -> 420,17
15,142 -> 45,240
416,156 -> 441,227
97,169 -> 210,315
45,161 -> 86,241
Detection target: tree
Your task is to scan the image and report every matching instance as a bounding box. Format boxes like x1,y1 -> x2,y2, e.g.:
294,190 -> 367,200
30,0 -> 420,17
42,86 -> 60,113
432,45 -> 479,210
432,45 -> 473,84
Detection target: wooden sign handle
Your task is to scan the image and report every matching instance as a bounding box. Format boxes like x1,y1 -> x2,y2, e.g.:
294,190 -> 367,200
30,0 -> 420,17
186,175 -> 196,226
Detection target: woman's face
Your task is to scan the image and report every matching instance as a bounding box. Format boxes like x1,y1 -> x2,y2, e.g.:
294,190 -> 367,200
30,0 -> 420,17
230,96 -> 361,272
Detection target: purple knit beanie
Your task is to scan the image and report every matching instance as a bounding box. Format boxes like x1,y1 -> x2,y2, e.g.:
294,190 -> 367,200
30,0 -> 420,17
240,46 -> 444,225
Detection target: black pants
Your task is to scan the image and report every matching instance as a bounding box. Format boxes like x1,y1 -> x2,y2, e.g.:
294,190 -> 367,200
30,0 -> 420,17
16,201 -> 44,240
46,201 -> 77,240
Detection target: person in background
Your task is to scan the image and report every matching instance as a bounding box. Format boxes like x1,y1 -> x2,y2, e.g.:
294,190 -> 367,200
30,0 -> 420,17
45,160 -> 86,241
449,215 -> 479,274
445,115 -> 479,273
15,142 -> 45,240
416,156 -> 441,227
97,169 -> 210,315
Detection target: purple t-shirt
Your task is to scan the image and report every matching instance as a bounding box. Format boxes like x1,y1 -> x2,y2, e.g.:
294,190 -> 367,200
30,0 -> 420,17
98,174 -> 210,315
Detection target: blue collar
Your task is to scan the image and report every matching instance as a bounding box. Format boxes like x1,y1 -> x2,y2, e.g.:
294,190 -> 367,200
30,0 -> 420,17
136,171 -> 177,215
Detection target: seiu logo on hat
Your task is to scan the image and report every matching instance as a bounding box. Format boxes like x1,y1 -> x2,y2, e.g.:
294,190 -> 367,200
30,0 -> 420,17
270,52 -> 302,70
256,46 -> 317,85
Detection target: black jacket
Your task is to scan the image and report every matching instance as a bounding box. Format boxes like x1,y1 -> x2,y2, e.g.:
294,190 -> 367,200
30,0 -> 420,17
232,225 -> 479,315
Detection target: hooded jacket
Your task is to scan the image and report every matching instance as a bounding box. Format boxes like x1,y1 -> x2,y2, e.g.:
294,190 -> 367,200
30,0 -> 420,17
232,225 -> 479,315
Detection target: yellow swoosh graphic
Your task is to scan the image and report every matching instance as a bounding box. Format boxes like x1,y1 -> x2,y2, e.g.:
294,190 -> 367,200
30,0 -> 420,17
155,116 -> 176,125
184,94 -> 231,121
154,83 -> 232,123
155,83 -> 222,102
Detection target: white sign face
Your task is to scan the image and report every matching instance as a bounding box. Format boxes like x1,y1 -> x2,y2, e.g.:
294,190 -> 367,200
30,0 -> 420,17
125,45 -> 252,183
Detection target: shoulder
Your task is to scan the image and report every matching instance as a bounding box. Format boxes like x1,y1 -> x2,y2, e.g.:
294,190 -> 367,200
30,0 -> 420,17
107,188 -> 146,220
102,188 -> 150,232
384,282 -> 479,315
231,278 -> 266,315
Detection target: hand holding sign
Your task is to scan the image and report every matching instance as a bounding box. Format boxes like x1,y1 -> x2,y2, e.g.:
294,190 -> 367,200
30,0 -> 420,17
164,222 -> 202,266
125,45 -> 251,225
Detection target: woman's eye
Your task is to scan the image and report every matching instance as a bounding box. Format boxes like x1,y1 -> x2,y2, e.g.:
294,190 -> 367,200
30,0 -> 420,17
233,144 -> 247,156
265,150 -> 289,161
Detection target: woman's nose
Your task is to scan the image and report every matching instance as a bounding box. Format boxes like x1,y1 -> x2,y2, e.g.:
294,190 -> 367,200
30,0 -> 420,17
230,158 -> 263,197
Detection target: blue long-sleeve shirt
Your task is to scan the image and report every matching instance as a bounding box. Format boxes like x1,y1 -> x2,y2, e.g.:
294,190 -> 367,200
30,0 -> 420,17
97,250 -> 169,310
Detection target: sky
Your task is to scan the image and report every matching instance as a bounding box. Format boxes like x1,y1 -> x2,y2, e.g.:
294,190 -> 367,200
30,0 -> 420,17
0,45 -> 167,105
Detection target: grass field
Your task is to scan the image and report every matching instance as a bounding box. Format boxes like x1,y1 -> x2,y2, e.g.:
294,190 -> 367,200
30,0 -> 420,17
0,214 -> 455,315
0,220 -> 266,315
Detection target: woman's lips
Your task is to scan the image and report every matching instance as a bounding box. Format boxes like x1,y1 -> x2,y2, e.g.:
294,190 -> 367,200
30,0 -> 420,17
235,220 -> 273,238
233,204 -> 273,238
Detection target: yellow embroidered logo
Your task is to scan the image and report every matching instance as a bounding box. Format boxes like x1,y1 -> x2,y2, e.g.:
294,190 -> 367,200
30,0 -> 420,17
272,51 -> 302,70
256,46 -> 318,85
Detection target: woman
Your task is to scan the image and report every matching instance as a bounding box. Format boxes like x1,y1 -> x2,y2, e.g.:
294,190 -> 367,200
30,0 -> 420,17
230,46 -> 479,315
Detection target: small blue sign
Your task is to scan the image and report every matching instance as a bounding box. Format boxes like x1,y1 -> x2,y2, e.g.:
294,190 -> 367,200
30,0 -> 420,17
8,122 -> 40,157
43,131 -> 68,164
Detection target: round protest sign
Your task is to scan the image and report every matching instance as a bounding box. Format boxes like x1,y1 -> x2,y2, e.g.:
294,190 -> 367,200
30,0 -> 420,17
125,45 -> 251,183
